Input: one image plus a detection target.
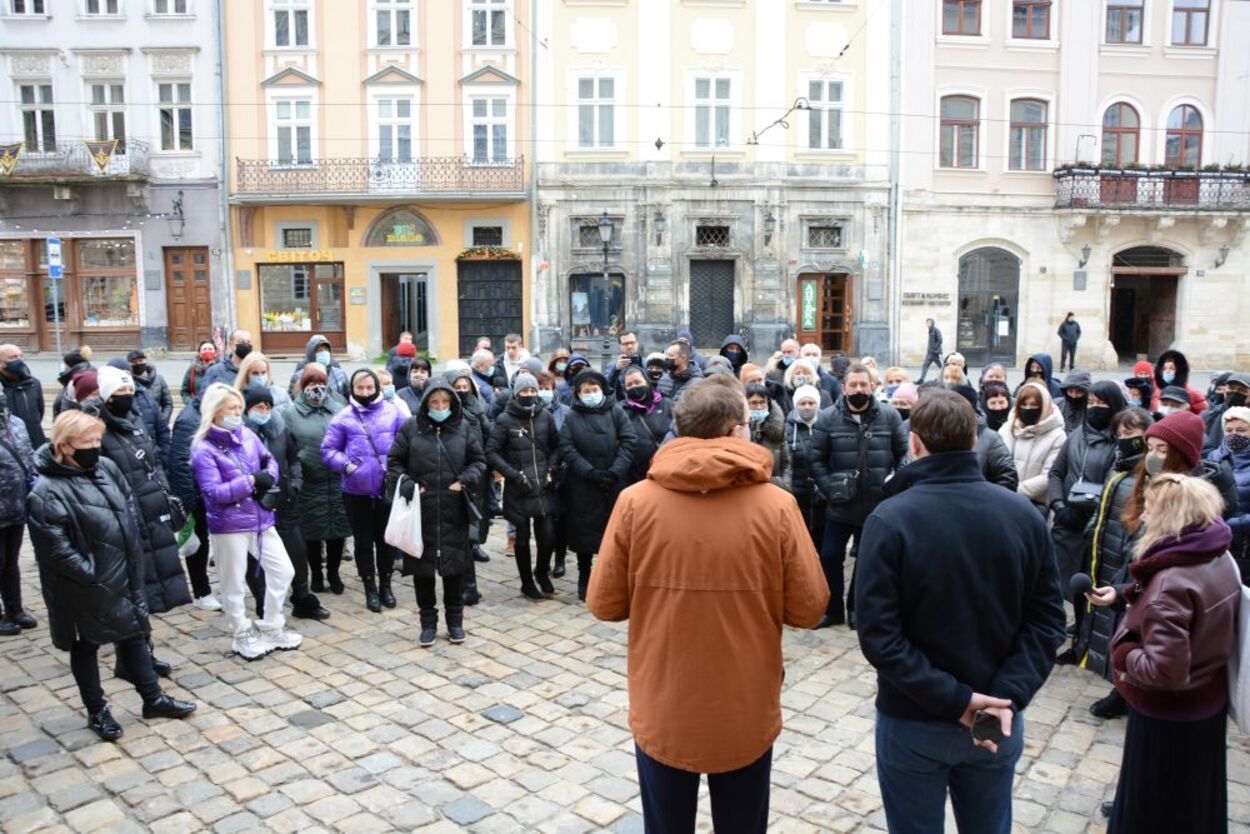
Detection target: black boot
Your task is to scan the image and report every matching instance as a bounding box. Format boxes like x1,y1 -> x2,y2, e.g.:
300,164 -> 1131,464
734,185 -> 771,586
1090,689 -> 1127,719
536,553 -> 554,597
473,545 -> 490,563
379,574 -> 397,609
552,552 -> 566,578
142,693 -> 198,720
517,550 -> 542,600
462,559 -> 481,606
577,554 -> 593,602
88,706 -> 123,741
327,561 -> 344,595
363,576 -> 381,613
419,611 -> 438,648
292,591 -> 331,621
309,561 -> 326,594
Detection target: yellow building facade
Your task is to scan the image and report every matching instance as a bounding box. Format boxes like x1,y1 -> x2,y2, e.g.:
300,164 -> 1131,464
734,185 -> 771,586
225,0 -> 531,360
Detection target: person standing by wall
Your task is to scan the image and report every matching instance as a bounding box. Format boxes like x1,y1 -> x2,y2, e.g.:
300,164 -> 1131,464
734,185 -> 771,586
1058,313 -> 1081,373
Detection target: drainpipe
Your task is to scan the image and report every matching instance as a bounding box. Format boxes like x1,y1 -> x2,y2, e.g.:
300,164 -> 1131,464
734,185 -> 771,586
528,0 -> 540,351
887,0 -> 902,364
214,0 -> 237,333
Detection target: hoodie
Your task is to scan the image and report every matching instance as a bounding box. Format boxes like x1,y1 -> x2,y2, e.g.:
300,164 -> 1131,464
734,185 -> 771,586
288,335 -> 349,401
1014,352 -> 1061,400
1153,349 -> 1208,415
718,335 -> 750,373
1058,369 -> 1092,433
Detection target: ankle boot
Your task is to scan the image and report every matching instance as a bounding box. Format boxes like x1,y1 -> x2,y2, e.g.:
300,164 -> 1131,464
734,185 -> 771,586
327,561 -> 344,595
536,555 -> 554,596
517,550 -> 542,599
378,574 -> 397,609
551,552 -> 566,578
363,576 -> 381,613
309,562 -> 326,594
577,554 -> 593,602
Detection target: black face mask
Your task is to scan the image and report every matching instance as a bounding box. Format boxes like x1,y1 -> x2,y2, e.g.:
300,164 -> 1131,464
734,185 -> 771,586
107,394 -> 134,416
354,389 -> 379,406
516,394 -> 538,409
1017,406 -> 1042,426
1065,393 -> 1086,407
72,447 -> 100,469
625,386 -> 649,402
1027,367 -> 1043,379
235,343 -> 253,360
846,392 -> 872,411
1086,406 -> 1112,431
130,364 -> 150,379
986,408 -> 1010,431
2,359 -> 30,379
646,369 -> 664,383
896,407 -> 911,421
1226,392 -> 1247,409
1118,436 -> 1145,459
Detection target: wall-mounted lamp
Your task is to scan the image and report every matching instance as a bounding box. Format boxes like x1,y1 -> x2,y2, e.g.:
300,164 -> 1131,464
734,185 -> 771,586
1078,244 -> 1091,268
653,209 -> 667,246
167,190 -> 185,239
1215,246 -> 1229,269
763,211 -> 776,247
598,210 -> 613,277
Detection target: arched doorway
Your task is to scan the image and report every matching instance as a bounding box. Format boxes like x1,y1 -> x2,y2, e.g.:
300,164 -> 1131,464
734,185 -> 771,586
1109,246 -> 1184,360
956,247 -> 1020,365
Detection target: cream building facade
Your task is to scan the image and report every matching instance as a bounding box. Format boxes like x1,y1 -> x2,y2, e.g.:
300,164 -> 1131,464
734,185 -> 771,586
898,0 -> 1250,371
531,0 -> 895,362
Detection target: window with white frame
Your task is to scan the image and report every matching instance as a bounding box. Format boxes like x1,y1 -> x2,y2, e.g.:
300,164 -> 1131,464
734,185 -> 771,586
469,0 -> 507,46
18,83 -> 55,151
576,77 -> 615,148
469,96 -> 508,163
1008,98 -> 1047,171
694,77 -> 731,148
807,79 -> 844,150
274,99 -> 313,165
376,97 -> 413,162
158,81 -> 193,151
375,0 -> 412,46
1106,0 -> 1144,44
272,0 -> 310,47
85,0 -> 121,14
88,82 -> 126,152
153,0 -> 189,14
11,0 -> 46,13
939,95 -> 979,168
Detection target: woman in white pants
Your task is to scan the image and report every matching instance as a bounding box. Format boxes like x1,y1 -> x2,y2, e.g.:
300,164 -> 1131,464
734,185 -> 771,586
190,384 -> 301,659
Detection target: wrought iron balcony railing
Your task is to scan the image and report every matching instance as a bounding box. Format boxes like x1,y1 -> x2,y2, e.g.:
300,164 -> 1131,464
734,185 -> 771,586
234,155 -> 526,198
0,139 -> 150,183
1054,167 -> 1250,211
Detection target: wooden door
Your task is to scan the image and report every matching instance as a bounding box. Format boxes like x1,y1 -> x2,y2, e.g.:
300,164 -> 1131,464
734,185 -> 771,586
164,247 -> 211,350
796,273 -> 852,352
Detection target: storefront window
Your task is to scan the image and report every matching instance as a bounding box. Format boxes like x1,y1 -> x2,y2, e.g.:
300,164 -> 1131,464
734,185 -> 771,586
78,238 -> 136,268
0,278 -> 29,328
259,262 -> 345,339
76,238 -> 138,327
0,241 -> 25,270
569,272 -> 624,339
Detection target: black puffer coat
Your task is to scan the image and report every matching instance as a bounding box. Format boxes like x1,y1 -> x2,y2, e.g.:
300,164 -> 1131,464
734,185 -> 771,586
386,380 -> 486,579
621,388 -> 672,484
1047,418 -> 1120,584
28,448 -> 151,652
167,398 -> 200,510
91,402 -> 191,614
282,392 -> 352,542
486,398 -> 560,523
558,372 -> 638,554
1,372 -> 46,447
808,399 -> 908,526
247,412 -> 303,531
455,381 -> 493,543
786,412 -> 821,498
975,417 -> 1019,491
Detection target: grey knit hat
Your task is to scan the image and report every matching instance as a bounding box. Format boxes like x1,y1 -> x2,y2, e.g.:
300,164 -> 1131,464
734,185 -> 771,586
512,371 -> 538,393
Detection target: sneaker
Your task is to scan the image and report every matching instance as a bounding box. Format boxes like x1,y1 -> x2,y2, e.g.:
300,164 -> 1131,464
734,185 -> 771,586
88,706 -> 124,742
193,594 -> 222,612
419,626 -> 437,648
142,694 -> 198,720
232,627 -> 270,661
257,626 -> 303,652
448,625 -> 466,644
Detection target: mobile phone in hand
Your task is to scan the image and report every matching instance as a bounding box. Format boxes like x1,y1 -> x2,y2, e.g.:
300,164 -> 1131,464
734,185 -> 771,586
971,710 -> 1005,744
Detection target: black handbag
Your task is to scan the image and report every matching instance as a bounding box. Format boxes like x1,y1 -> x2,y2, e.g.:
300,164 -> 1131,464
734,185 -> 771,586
823,421 -> 870,505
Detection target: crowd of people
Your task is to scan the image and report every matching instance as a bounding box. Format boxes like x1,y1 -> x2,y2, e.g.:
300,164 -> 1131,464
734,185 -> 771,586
0,329 -> 1246,831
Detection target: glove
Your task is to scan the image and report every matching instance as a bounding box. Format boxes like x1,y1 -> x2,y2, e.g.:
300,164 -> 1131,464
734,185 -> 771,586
593,470 -> 616,488
516,472 -> 533,494
252,471 -> 275,492
1051,501 -> 1081,530
399,479 -> 417,501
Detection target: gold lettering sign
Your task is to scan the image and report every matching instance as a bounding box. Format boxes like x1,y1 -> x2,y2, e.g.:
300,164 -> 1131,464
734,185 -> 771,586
265,249 -> 335,262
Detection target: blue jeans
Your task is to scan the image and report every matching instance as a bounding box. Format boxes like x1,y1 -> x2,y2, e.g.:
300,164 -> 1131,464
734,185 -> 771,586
635,744 -> 771,834
875,711 -> 1024,834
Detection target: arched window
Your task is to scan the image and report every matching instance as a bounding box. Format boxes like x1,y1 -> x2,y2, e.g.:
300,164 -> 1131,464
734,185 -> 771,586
1009,99 -> 1047,171
940,95 -> 979,168
957,246 -> 1020,364
1165,104 -> 1202,167
1101,103 -> 1139,166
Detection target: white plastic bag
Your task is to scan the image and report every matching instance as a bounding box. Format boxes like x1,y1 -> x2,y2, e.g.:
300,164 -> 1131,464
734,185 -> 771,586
385,475 -> 424,558
1229,567 -> 1250,733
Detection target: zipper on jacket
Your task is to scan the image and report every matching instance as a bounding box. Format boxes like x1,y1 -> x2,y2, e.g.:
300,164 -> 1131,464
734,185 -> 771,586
528,413 -> 546,518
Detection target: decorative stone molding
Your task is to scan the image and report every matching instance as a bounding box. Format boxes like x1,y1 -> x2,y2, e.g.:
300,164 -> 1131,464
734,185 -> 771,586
1198,216 -> 1228,246
150,52 -> 192,76
1056,213 -> 1087,244
1147,215 -> 1175,244
9,53 -> 52,77
80,52 -> 126,77
1095,215 -> 1120,242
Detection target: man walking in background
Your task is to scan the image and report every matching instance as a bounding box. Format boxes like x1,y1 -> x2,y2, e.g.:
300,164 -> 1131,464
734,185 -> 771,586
919,319 -> 942,383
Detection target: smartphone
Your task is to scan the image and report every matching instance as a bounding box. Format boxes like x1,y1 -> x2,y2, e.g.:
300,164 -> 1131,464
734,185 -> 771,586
971,710 -> 1005,744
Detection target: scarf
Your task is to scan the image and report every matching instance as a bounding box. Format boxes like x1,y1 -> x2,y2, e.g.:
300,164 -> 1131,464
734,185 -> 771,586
1125,519 -> 1233,601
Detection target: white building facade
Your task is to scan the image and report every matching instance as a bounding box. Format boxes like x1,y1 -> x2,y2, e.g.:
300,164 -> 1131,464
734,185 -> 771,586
898,0 -> 1250,370
0,0 -> 228,352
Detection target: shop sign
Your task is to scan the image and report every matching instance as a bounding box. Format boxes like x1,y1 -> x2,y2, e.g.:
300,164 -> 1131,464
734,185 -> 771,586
265,249 -> 335,262
364,208 -> 438,247
901,292 -> 952,307
800,281 -> 817,330
349,287 -> 367,305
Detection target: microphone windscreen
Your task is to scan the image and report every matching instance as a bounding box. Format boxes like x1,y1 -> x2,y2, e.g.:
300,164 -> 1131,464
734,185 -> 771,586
1069,572 -> 1094,597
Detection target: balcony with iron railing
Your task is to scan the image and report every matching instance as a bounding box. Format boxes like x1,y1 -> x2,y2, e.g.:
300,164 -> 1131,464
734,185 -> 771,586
233,155 -> 527,203
0,139 -> 150,184
1054,165 -> 1250,212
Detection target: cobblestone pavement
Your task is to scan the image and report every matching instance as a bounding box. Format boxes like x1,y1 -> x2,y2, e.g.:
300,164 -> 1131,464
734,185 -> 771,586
3,526 -> 1248,834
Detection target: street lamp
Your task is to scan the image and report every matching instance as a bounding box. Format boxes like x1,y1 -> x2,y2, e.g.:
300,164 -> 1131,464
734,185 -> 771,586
167,190 -> 185,239
1078,244 -> 1091,268
598,210 -> 613,276
653,209 -> 666,246
763,210 -> 776,247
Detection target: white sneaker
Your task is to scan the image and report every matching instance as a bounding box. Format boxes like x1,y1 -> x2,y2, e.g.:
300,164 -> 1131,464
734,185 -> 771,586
193,594 -> 222,612
257,626 -> 303,652
232,627 -> 270,661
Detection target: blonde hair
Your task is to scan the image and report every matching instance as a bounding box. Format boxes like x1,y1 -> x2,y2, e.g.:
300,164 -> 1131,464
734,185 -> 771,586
194,383 -> 244,444
50,410 -> 105,461
374,368 -> 393,386
1133,474 -> 1224,557
233,352 -> 272,393
883,366 -> 910,384
784,358 -> 820,390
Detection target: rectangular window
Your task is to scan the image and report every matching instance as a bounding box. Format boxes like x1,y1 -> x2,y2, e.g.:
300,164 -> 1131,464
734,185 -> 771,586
939,95 -> 979,168
470,96 -> 508,163
807,79 -> 843,150
1012,1 -> 1050,38
85,0 -> 120,13
19,84 -> 56,152
694,77 -> 731,148
88,82 -> 126,153
470,0 -> 507,46
0,241 -> 30,329
259,262 -> 344,334
942,0 -> 981,35
695,225 -> 730,247
275,99 -> 312,165
375,0 -> 412,46
576,77 -> 616,148
1106,0 -> 1144,44
77,238 -> 138,328
12,0 -> 47,13
806,224 -> 844,249
158,82 -> 193,151
376,98 -> 413,162
1171,0 -> 1208,45
1008,99 -> 1047,171
273,1 -> 310,47
154,0 -> 189,13
282,227 -> 313,248
472,226 -> 503,247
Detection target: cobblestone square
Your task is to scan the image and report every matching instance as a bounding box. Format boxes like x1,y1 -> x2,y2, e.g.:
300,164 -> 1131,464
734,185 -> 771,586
3,527 -> 1249,833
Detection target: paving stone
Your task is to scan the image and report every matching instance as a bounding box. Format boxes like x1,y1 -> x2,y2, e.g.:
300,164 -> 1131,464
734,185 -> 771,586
481,704 -> 524,725
288,709 -> 334,729
7,739 -> 59,764
442,796 -> 494,825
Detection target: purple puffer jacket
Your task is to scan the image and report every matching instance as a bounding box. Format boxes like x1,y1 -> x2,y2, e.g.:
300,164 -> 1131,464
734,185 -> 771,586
321,399 -> 408,497
191,424 -> 279,534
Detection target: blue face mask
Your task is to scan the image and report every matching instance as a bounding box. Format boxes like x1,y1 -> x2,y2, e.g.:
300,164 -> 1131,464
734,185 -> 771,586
248,411 -> 271,426
382,385 -> 396,400
750,409 -> 769,422
222,414 -> 242,430
538,389 -> 555,404
428,407 -> 452,423
315,350 -> 331,366
1162,370 -> 1176,384
581,392 -> 604,408
249,375 -> 267,389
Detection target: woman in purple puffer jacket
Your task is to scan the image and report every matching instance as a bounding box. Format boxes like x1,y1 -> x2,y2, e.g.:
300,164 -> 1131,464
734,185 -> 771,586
321,369 -> 408,614
191,383 -> 300,661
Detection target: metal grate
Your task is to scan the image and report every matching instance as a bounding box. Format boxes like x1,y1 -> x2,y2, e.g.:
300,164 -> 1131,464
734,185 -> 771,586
578,224 -> 603,248
688,259 -> 735,348
472,226 -> 504,247
696,225 -> 731,247
282,227 -> 313,248
806,224 -> 843,248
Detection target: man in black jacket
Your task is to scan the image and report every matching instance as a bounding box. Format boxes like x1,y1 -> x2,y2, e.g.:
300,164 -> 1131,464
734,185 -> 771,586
855,390 -> 1065,834
0,344 -> 45,447
808,363 -> 907,628
1057,312 -> 1081,372
918,319 -> 942,383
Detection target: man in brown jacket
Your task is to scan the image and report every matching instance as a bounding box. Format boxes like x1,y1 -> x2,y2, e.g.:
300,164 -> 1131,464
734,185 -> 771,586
587,377 -> 828,834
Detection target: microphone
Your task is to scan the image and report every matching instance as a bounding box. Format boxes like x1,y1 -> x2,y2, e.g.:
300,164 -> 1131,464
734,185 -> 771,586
1069,573 -> 1093,597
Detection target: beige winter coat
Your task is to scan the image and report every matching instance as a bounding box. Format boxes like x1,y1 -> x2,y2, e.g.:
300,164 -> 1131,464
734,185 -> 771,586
999,382 -> 1067,506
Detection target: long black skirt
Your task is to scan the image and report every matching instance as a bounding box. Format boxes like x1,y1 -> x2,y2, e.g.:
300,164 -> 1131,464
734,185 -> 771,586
1109,705 -> 1227,834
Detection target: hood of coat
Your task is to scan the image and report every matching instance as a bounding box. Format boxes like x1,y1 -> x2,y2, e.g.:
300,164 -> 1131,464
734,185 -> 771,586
302,334 -> 338,366
1023,353 -> 1055,388
1059,369 -> 1092,394
418,377 -> 463,429
564,352 -> 592,383
570,369 -> 613,413
1154,349 -> 1191,389
1011,381 -> 1064,437
718,335 -> 749,370
647,436 -> 773,492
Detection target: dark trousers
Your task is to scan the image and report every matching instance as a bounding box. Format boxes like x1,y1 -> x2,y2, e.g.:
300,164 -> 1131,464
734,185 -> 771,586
71,637 -> 161,714
185,503 -> 212,599
0,524 -> 24,616
875,712 -> 1023,834
1060,342 -> 1077,372
819,519 -> 861,619
552,514 -> 568,560
415,574 -> 464,626
515,515 -> 555,587
342,493 -> 394,579
307,538 -> 344,581
919,353 -> 941,383
635,744 -> 772,834
794,492 -> 826,554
